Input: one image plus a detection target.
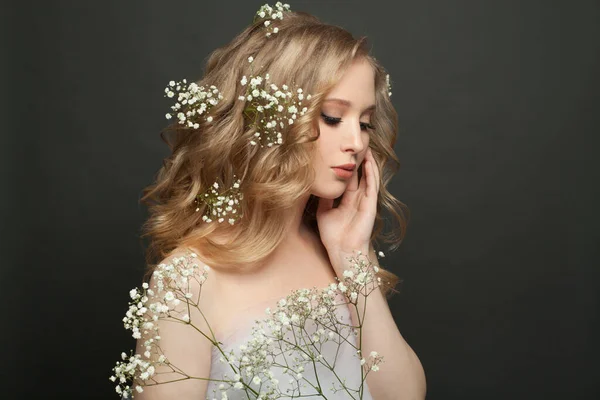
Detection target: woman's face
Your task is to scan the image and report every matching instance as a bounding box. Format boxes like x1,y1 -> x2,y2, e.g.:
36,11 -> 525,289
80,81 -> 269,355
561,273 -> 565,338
311,57 -> 376,199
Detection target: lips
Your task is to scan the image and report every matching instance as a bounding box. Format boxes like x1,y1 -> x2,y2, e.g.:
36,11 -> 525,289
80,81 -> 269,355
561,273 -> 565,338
332,167 -> 354,179
333,163 -> 356,171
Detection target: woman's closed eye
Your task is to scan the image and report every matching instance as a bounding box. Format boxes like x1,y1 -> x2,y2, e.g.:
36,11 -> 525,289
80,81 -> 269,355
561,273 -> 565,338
320,112 -> 374,131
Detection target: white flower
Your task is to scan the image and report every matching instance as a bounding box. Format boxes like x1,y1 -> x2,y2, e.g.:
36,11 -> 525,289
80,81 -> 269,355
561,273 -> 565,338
253,376 -> 261,385
248,56 -> 254,63
163,291 -> 175,302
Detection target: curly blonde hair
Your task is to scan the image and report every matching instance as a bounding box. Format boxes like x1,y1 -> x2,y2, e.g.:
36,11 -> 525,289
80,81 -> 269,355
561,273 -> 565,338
139,10 -> 410,298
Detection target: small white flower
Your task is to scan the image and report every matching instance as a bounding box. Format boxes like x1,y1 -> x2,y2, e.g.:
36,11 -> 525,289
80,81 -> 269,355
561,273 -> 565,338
248,56 -> 254,63
253,376 -> 261,385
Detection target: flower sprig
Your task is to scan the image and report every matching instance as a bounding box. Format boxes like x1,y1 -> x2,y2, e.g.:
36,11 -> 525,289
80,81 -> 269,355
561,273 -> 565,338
386,74 -> 392,97
110,250 -> 384,399
164,80 -> 223,128
195,176 -> 243,224
254,2 -> 291,37
239,57 -> 310,147
110,253 -> 212,398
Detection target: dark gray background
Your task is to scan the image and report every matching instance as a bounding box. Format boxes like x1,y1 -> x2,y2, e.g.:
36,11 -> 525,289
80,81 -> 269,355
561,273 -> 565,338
2,1 -> 598,399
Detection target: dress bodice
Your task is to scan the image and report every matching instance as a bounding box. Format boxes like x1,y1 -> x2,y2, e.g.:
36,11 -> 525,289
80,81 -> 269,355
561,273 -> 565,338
205,292 -> 374,399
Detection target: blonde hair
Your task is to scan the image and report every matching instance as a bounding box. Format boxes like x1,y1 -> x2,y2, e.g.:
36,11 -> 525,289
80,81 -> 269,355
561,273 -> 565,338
139,10 -> 410,298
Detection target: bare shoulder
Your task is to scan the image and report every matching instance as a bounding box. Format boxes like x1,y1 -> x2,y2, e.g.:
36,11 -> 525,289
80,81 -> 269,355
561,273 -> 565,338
158,246 -> 226,331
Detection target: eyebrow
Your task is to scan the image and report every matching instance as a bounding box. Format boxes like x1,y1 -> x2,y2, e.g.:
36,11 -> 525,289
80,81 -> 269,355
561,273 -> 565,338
323,98 -> 376,113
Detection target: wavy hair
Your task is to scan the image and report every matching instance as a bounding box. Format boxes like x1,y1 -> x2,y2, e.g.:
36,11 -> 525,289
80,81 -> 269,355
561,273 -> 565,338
139,10 -> 410,298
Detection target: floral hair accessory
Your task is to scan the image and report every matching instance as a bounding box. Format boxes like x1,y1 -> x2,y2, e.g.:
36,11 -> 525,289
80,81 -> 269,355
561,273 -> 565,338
239,57 -> 310,147
254,2 -> 290,37
164,80 -> 223,128
386,74 -> 392,97
195,177 -> 243,225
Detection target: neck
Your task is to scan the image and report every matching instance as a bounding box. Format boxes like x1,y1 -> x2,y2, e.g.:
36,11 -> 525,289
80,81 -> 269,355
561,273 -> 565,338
285,192 -> 315,242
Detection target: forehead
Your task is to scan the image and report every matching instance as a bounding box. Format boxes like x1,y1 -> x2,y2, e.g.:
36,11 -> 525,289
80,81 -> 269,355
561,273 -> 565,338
326,58 -> 376,106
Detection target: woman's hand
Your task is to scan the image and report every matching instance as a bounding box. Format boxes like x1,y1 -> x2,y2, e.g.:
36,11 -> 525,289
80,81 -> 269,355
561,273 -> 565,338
316,147 -> 380,265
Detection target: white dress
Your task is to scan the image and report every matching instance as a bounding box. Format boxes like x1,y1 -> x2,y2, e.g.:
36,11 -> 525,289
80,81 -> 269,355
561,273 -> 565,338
205,291 -> 374,400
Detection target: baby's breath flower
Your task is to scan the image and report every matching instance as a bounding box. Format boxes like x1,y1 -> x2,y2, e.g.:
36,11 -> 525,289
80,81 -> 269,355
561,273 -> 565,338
164,80 -> 223,127
238,69 -> 310,147
386,73 -> 392,97
195,176 -> 243,225
112,248 -> 384,398
255,2 -> 290,37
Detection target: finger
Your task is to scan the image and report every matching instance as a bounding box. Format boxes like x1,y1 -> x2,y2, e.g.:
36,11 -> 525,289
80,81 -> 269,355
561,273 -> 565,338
339,164 -> 360,207
366,159 -> 376,199
358,159 -> 367,194
346,162 -> 359,192
368,148 -> 380,194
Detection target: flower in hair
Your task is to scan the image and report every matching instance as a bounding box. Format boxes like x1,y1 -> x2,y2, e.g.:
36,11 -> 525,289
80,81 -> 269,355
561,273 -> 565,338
195,177 -> 243,225
238,58 -> 310,147
255,2 -> 290,37
164,80 -> 223,129
386,74 -> 392,97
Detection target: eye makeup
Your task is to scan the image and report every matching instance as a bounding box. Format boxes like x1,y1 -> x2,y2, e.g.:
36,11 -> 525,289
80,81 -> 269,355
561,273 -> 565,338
320,112 -> 375,131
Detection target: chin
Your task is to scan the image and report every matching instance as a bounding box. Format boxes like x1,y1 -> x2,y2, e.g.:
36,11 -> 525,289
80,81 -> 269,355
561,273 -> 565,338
313,182 -> 347,199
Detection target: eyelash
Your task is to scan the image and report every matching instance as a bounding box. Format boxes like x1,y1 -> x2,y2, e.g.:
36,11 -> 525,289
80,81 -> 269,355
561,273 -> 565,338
320,112 -> 375,131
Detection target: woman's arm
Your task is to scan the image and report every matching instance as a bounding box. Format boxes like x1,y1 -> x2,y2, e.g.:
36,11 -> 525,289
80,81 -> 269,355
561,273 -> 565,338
330,244 -> 427,400
133,254 -> 219,400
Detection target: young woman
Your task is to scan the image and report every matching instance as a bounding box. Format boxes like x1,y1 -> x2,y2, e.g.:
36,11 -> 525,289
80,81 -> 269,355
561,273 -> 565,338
130,4 -> 426,399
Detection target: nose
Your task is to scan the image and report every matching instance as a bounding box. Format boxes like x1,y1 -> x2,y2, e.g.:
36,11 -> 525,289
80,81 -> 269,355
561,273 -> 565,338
341,118 -> 366,154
